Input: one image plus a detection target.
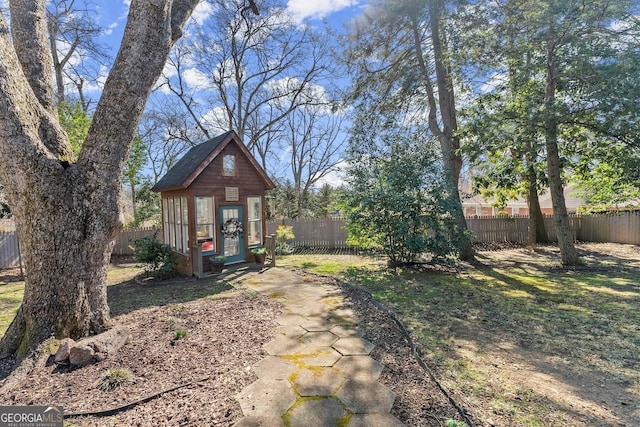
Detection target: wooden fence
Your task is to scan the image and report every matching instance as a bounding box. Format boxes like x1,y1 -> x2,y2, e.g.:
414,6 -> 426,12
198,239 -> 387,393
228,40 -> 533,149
112,227 -> 161,255
1,213 -> 639,269
267,218 -> 348,249
267,212 -> 640,248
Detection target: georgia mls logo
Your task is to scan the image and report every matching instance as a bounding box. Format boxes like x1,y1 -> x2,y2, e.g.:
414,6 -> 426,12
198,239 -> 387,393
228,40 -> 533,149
0,405 -> 63,427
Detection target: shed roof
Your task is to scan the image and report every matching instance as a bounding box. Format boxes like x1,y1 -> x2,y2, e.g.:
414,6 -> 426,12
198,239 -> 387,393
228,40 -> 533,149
151,130 -> 275,192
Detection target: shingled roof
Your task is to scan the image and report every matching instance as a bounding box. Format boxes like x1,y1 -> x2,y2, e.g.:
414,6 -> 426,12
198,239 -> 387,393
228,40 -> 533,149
151,130 -> 274,192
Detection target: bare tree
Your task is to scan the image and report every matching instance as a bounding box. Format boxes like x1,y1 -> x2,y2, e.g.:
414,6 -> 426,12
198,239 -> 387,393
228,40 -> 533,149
159,0 -> 337,175
285,107 -> 345,215
46,0 -> 111,109
0,0 -> 199,363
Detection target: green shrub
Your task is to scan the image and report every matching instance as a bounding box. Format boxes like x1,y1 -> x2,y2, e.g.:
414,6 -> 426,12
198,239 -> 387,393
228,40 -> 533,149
341,133 -> 460,265
130,230 -> 176,278
97,368 -> 132,392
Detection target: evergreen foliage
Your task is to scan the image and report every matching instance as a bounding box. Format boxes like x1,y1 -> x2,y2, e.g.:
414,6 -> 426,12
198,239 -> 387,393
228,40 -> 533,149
130,231 -> 176,278
341,115 -> 462,264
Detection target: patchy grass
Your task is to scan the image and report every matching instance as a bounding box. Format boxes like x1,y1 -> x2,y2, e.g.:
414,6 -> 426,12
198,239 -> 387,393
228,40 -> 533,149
276,253 -> 383,276
0,280 -> 24,336
281,245 -> 640,425
0,262 -> 233,336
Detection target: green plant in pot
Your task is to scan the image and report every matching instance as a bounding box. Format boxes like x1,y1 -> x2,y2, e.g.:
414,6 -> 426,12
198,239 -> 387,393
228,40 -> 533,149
209,255 -> 226,273
251,247 -> 267,264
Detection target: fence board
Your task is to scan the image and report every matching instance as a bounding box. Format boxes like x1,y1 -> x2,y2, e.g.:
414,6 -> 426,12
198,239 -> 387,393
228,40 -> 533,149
0,231 -> 21,268
112,227 -> 162,255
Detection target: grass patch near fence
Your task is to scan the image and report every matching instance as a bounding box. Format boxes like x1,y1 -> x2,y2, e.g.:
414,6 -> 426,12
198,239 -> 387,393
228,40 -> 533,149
0,280 -> 24,337
281,246 -> 640,425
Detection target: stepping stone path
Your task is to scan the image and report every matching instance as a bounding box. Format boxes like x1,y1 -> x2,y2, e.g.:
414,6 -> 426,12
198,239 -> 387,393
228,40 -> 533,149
234,268 -> 405,427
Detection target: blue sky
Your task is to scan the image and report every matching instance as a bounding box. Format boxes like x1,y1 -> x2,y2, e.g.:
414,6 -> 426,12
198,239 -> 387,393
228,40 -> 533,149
92,0 -> 362,61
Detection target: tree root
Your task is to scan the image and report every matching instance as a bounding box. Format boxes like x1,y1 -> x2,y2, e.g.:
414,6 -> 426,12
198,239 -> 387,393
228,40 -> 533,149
0,337 -> 56,395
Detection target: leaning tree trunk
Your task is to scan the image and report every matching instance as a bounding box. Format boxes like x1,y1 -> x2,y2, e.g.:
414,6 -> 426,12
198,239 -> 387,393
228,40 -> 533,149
0,0 -> 199,360
544,50 -> 579,265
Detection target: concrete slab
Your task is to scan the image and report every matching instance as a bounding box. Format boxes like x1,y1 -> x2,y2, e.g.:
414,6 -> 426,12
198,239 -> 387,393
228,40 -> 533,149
284,346 -> 342,367
335,379 -> 396,414
233,414 -> 285,426
273,325 -> 306,339
330,325 -> 365,338
301,318 -> 334,332
275,314 -> 308,326
299,331 -> 339,347
253,356 -> 298,380
263,335 -> 307,356
286,304 -> 330,317
333,337 -> 375,355
349,413 -> 406,426
334,356 -> 385,381
329,307 -> 360,325
287,397 -> 347,427
292,367 -> 345,396
236,379 -> 297,417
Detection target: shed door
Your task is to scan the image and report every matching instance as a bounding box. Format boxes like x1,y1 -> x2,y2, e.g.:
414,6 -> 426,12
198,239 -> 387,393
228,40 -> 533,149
219,205 -> 244,264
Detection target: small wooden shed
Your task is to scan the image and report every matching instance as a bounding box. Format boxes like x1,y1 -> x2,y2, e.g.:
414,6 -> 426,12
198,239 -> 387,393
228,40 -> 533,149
151,130 -> 275,276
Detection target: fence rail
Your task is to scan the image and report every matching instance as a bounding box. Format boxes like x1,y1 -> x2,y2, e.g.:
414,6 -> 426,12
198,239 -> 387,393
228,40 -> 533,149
1,213 -> 639,269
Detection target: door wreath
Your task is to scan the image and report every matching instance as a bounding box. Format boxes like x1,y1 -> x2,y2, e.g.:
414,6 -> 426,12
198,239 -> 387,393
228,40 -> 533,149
221,218 -> 243,238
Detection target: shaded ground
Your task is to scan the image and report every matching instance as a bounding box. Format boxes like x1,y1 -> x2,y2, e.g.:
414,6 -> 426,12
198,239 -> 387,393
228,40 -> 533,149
340,243 -> 640,426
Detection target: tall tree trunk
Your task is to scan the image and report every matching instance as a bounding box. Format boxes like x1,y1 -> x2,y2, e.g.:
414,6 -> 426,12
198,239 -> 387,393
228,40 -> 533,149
526,165 -> 548,245
0,0 -> 200,359
544,48 -> 579,265
427,1 -> 474,261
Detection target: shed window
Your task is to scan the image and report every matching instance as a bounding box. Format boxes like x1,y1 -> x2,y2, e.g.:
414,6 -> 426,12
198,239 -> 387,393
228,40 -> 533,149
196,196 -> 215,253
223,155 -> 236,176
247,196 -> 262,246
162,197 -> 189,254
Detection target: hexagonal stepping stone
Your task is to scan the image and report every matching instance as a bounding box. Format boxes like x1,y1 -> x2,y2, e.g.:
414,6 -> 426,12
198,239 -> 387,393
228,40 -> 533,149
331,325 -> 365,338
275,314 -> 308,326
263,336 -> 307,356
286,304 -> 328,317
330,307 -> 360,324
299,331 -> 338,347
292,367 -> 345,396
236,379 -> 297,417
274,325 -> 306,339
287,397 -> 347,427
349,413 -> 406,426
334,356 -> 385,381
301,318 -> 333,332
336,379 -> 396,414
233,414 -> 285,426
284,346 -> 342,367
253,356 -> 298,380
333,337 -> 375,355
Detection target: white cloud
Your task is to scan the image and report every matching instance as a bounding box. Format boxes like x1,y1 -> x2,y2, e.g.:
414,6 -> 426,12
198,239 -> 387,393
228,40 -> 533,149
286,0 -> 358,22
202,106 -> 230,132
316,160 -> 346,188
104,22 -> 119,36
189,1 -> 214,26
183,68 -> 210,90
